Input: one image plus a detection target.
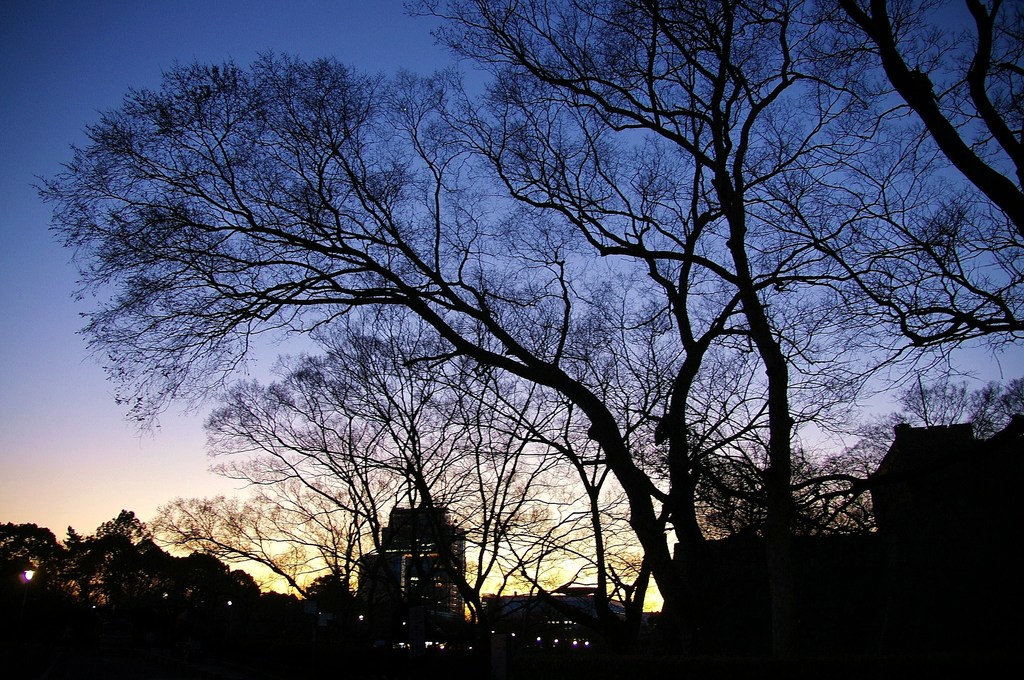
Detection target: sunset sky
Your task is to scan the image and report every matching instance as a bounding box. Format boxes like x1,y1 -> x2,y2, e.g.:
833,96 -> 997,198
0,0 -> 454,539
1,0 -> 1022,547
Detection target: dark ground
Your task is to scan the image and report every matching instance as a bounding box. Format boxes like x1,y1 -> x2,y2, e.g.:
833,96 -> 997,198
8,642 -> 275,680
7,641 -> 1020,680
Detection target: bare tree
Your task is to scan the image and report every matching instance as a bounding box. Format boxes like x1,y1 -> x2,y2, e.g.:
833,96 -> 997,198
424,0 -> 906,653
157,311 -> 564,633
810,0 -> 1024,345
42,2 -> 1019,655
423,0 -> 1024,649
837,0 -> 1023,235
39,29 -> 867,656
154,492 -> 360,597
483,380 -> 656,645
42,52 -> 705,647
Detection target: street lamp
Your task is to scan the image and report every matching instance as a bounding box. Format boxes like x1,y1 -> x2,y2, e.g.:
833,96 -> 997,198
20,569 -> 35,625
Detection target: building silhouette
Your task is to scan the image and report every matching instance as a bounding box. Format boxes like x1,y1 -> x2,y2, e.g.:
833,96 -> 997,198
868,417 -> 1024,655
649,416 -> 1023,657
357,506 -> 466,642
484,584 -> 634,649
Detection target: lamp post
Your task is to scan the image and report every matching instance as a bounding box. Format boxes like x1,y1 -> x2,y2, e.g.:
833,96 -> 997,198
19,569 -> 35,628
20,569 -> 34,606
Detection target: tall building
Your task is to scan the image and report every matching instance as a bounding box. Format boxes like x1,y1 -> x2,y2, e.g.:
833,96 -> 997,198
357,505 -> 466,635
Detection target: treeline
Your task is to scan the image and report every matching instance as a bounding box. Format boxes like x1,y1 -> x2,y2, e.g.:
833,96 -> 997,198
2,510 -> 255,610
1,510 -> 349,664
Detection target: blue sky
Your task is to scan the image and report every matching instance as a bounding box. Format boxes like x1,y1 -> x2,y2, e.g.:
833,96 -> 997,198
1,1 -> 1021,541
0,0 -> 454,537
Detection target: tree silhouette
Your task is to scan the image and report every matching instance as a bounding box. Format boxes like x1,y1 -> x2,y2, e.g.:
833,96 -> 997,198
40,1 -> 1022,656
838,0 -> 1024,237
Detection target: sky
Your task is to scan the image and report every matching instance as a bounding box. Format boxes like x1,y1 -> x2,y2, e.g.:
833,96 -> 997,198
1,1 -> 1022,546
0,0 -> 455,539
